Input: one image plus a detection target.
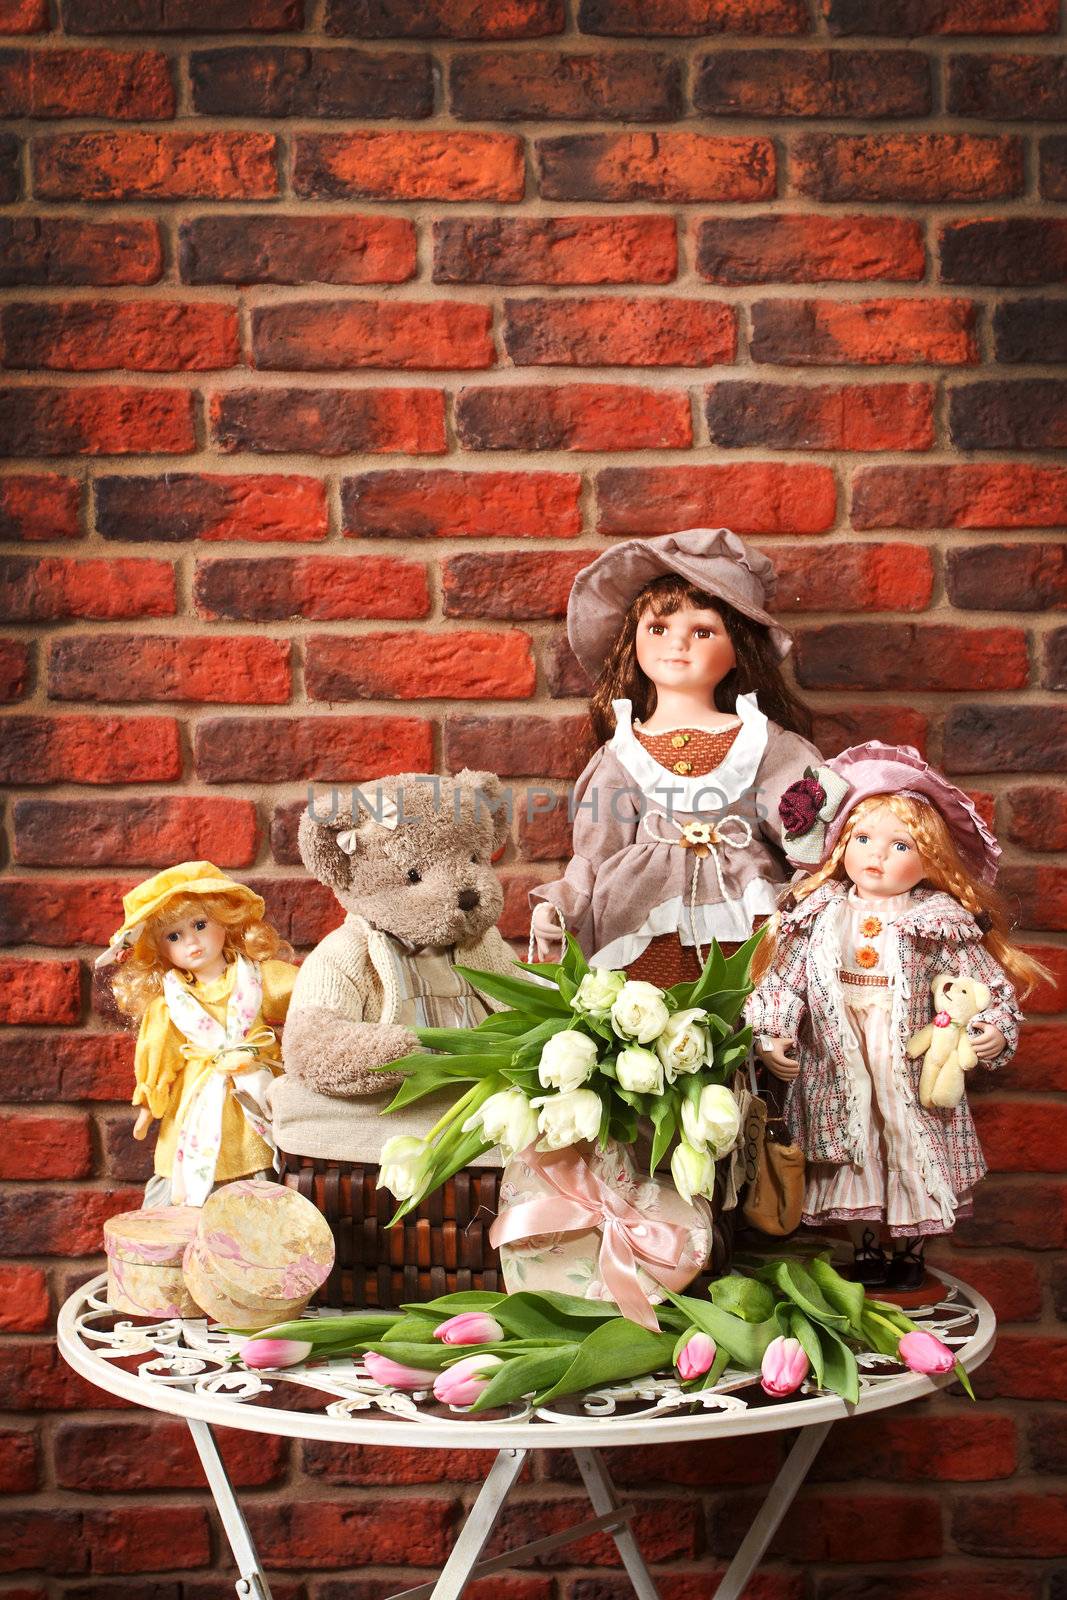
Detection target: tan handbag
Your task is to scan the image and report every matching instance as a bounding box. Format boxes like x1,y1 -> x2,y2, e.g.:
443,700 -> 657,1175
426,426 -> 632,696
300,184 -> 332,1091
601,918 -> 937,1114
741,1071 -> 805,1237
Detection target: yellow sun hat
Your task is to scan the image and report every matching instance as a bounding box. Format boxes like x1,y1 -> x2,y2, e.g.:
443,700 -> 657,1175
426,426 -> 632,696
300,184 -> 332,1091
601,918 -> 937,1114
98,862 -> 265,968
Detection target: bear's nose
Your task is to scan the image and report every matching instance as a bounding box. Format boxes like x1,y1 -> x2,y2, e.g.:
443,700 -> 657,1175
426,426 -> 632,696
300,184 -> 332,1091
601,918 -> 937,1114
458,888 -> 480,912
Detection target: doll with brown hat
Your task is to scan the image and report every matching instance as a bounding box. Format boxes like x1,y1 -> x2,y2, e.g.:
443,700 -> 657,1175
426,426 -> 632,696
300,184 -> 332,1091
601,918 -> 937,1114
747,745 -> 1051,1289
530,528 -> 822,986
98,863 -> 298,1208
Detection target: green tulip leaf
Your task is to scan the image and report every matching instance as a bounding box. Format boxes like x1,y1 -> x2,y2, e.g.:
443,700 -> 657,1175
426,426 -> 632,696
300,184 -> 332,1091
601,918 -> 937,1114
402,1290 -> 507,1315
491,1290 -> 622,1340
535,1318 -> 678,1405
364,1341 -> 454,1371
470,1347 -> 578,1412
807,1255 -> 867,1334
784,1306 -> 824,1390
756,1260 -> 850,1332
815,1320 -> 860,1404
453,965 -> 573,1017
708,1274 -> 777,1324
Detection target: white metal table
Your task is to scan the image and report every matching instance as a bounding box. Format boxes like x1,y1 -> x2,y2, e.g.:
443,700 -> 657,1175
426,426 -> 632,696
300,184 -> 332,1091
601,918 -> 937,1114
57,1270 -> 994,1600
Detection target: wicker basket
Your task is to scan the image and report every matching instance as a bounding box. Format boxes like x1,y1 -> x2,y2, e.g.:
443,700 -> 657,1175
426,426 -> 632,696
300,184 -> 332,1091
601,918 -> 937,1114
278,1152 -> 503,1309
279,1148 -> 735,1310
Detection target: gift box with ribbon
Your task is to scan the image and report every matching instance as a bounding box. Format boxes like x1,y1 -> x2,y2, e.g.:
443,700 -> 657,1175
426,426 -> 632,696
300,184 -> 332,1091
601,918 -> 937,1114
181,1177 -> 334,1331
491,1141 -> 713,1331
104,1205 -> 203,1318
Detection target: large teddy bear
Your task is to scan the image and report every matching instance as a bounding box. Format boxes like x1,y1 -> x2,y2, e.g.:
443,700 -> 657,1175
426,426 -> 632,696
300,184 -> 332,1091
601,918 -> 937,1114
271,770 -> 518,1164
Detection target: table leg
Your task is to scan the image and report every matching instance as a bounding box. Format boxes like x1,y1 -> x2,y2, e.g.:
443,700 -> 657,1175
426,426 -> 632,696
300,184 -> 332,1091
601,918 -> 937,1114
713,1420 -> 833,1600
571,1448 -> 661,1600
186,1417 -> 275,1600
428,1446 -> 529,1600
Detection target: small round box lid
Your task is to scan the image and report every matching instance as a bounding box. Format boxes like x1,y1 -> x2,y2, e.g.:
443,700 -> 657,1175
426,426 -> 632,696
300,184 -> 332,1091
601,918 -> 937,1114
195,1179 -> 334,1303
104,1205 -> 200,1267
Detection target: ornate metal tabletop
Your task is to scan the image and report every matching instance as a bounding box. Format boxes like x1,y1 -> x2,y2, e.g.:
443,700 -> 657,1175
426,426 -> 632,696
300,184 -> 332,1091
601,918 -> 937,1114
58,1267 -> 995,1452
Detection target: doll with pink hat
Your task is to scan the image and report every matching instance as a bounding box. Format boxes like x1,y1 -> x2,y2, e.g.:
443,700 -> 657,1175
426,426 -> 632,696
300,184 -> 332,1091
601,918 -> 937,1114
530,529 -> 822,985
747,745 -> 1051,1289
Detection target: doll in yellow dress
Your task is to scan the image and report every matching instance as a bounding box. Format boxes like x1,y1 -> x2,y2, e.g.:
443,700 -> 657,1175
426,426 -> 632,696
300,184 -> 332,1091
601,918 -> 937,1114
99,862 -> 298,1208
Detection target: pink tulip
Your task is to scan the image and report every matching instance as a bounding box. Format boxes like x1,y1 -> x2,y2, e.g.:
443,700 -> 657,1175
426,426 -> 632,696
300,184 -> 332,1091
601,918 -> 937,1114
760,1335 -> 810,1397
432,1312 -> 505,1346
432,1353 -> 504,1408
898,1330 -> 955,1375
239,1338 -> 313,1370
363,1351 -> 438,1391
676,1330 -> 716,1382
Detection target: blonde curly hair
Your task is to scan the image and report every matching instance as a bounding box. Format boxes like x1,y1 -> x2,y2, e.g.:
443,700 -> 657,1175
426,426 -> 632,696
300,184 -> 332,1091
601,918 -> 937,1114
110,890 -> 294,1022
753,793 -> 1050,999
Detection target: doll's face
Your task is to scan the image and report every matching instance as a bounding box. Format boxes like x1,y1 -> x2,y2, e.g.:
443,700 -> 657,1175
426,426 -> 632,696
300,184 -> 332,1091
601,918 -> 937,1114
634,602 -> 736,698
157,912 -> 228,981
844,806 -> 927,900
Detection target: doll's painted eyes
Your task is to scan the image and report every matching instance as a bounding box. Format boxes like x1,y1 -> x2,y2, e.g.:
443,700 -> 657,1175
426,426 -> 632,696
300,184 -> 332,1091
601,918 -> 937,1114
406,868 -> 422,884
894,841 -> 913,853
646,622 -> 715,639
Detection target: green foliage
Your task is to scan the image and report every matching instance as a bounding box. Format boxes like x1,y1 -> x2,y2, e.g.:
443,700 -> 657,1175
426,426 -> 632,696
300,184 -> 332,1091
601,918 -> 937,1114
242,1265 -> 974,1410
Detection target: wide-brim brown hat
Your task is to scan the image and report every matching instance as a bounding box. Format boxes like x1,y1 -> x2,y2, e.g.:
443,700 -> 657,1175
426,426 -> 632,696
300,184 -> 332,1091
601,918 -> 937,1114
567,528 -> 792,681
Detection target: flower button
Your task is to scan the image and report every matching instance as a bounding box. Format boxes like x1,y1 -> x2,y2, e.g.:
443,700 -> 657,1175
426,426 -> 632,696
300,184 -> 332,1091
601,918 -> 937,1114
673,760 -> 693,775
670,733 -> 689,749
855,946 -> 878,969
860,915 -> 883,938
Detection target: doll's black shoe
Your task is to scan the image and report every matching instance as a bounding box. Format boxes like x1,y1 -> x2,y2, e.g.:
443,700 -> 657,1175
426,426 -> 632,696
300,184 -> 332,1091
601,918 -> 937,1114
887,1239 -> 926,1290
851,1228 -> 889,1288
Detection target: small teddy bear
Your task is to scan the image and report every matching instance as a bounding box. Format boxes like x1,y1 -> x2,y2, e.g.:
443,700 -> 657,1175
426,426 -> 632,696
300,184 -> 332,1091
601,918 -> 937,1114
272,770 -> 518,1164
907,972 -> 992,1111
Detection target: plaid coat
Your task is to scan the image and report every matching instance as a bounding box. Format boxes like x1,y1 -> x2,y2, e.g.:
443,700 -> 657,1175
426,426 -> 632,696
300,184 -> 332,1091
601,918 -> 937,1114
746,881 -> 1022,1215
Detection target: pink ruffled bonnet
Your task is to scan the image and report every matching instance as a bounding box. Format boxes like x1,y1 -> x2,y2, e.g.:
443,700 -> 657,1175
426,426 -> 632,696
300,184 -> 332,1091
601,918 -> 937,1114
783,743 -> 1001,886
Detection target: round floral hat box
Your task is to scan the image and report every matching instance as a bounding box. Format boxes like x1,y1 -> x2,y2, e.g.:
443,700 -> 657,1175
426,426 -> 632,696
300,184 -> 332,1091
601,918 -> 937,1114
184,1178 -> 335,1327
104,1206 -> 203,1318
181,1236 -> 311,1332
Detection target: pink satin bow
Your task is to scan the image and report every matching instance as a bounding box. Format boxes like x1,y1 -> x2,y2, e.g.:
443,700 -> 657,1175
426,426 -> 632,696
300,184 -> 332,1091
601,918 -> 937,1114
490,1146 -> 696,1331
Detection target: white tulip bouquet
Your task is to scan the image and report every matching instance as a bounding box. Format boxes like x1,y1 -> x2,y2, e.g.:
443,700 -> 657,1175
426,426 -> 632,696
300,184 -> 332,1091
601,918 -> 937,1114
375,928 -> 764,1220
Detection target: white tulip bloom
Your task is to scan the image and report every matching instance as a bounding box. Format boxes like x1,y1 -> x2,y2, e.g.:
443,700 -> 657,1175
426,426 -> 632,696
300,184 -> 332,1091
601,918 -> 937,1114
573,968 -> 626,1017
670,1139 -> 716,1206
614,1046 -> 665,1096
655,1007 -> 711,1079
610,980 -> 670,1044
377,1136 -> 434,1203
537,1029 -> 599,1094
464,1088 -> 539,1160
680,1084 -> 742,1157
533,1088 -> 602,1150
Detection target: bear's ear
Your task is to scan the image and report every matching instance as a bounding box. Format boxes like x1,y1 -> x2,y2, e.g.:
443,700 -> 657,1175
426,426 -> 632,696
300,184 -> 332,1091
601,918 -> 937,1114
455,768 -> 510,853
932,972 -> 953,1005
297,808 -> 354,894
971,980 -> 991,1013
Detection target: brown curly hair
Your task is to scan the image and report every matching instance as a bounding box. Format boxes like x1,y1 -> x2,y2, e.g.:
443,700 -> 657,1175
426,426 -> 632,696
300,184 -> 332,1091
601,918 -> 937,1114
110,891 -> 294,1022
585,575 -> 812,754
752,793 -> 1051,999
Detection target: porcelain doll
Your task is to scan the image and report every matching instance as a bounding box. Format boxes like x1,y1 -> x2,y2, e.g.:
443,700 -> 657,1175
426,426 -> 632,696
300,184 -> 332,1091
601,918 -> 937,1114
747,744 -> 1050,1289
99,861 -> 298,1208
530,528 -> 823,985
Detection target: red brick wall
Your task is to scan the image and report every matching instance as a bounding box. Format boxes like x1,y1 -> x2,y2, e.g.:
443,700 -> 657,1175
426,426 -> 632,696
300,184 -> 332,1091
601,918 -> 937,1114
1,0 -> 1066,1593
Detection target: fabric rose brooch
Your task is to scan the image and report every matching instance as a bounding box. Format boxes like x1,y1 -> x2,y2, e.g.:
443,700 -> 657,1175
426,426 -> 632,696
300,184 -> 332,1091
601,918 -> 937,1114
778,765 -> 853,868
